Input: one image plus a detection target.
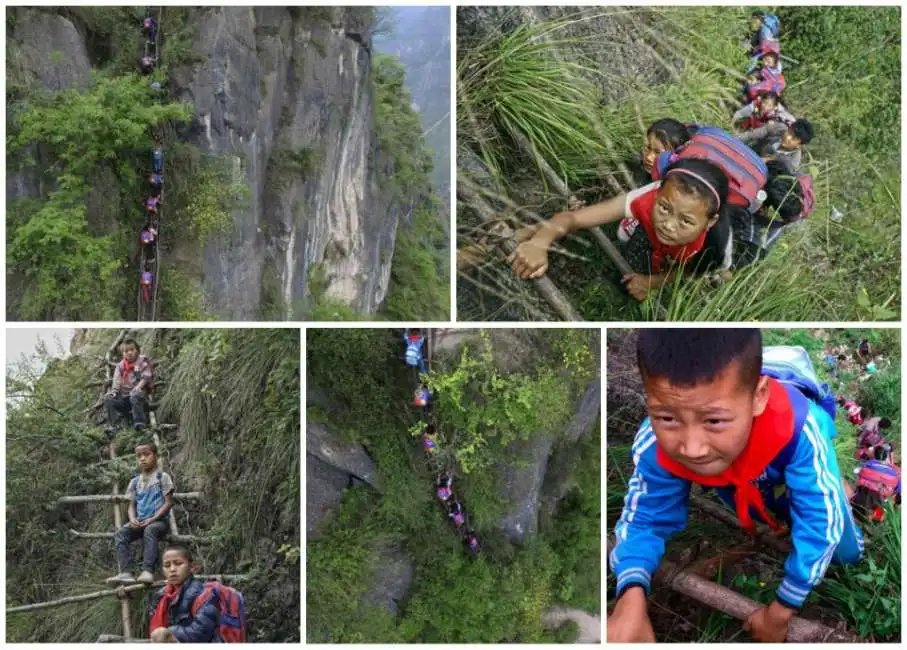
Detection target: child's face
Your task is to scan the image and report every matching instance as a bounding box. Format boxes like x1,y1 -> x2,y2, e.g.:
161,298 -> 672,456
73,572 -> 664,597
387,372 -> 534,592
761,96 -> 778,113
644,362 -> 771,476
763,54 -> 778,68
641,134 -> 669,173
780,129 -> 801,150
135,446 -> 157,472
749,16 -> 763,32
123,343 -> 139,362
652,178 -> 718,246
162,550 -> 192,585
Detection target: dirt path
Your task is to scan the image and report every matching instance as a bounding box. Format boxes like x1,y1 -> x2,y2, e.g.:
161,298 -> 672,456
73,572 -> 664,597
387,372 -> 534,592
542,607 -> 602,643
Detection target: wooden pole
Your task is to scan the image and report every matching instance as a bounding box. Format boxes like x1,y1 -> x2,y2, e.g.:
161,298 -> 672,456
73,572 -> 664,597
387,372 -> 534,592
58,492 -> 202,504
606,540 -> 856,642
689,494 -> 792,554
152,424 -> 182,539
7,576 -> 249,614
108,442 -> 131,639
68,530 -> 210,544
97,635 -> 150,643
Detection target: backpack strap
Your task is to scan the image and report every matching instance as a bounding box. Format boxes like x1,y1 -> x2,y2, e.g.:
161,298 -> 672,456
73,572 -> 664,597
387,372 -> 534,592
768,383 -> 810,473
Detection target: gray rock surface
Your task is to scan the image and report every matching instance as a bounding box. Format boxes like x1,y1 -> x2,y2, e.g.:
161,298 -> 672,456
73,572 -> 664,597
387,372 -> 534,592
361,543 -> 415,615
497,434 -> 556,543
306,420 -> 379,489
306,453 -> 350,536
169,7 -> 397,318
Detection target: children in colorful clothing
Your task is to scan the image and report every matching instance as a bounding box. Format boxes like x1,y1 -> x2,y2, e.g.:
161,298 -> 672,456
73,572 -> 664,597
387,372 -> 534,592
743,119 -> 814,174
107,442 -> 173,586
733,92 -> 795,132
838,397 -> 864,425
103,337 -> 154,437
609,330 -> 863,642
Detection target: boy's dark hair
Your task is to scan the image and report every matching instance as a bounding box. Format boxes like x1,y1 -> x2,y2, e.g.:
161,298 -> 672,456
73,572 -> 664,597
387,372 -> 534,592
637,329 -> 763,391
424,423 -> 436,435
122,337 -> 140,352
791,118 -> 814,144
647,118 -> 690,150
164,544 -> 193,562
663,158 -> 730,215
759,91 -> 781,104
874,446 -> 891,462
135,441 -> 158,455
880,418 -> 892,429
764,161 -> 803,220
752,10 -> 765,19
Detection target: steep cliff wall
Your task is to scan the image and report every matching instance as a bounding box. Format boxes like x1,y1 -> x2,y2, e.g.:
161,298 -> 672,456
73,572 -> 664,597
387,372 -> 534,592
171,7 -> 394,317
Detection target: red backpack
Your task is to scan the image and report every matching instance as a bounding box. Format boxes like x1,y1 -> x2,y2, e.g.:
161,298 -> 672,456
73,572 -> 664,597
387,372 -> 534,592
193,581 -> 248,642
857,460 -> 901,500
653,125 -> 768,211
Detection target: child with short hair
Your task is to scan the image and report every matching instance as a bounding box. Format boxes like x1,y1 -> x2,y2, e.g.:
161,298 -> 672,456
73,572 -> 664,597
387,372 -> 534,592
107,442 -> 174,585
640,118 -> 691,176
511,158 -> 734,302
745,119 -> 814,174
148,546 -> 219,643
104,337 -> 155,437
609,330 -> 863,642
733,91 -> 795,132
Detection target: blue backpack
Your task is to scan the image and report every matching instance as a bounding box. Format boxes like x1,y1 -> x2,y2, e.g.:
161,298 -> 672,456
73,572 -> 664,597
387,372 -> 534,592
761,346 -> 838,472
762,14 -> 781,39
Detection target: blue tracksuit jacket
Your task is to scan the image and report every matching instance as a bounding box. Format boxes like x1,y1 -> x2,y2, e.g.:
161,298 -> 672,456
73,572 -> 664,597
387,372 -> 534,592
610,400 -> 864,609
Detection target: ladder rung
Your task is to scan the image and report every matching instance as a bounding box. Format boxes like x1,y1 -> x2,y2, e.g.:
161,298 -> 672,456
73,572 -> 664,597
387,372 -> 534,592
59,492 -> 202,505
69,529 -> 211,544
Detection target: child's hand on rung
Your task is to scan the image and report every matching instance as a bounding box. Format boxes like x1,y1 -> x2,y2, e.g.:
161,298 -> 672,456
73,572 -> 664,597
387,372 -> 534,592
150,627 -> 177,643
607,586 -> 655,642
508,241 -> 550,279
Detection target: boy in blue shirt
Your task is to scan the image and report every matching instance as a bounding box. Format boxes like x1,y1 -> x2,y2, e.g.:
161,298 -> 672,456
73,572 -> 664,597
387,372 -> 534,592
609,329 -> 864,642
107,442 -> 174,586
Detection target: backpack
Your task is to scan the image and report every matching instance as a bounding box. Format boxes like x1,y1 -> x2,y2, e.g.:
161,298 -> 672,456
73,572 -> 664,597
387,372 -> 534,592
791,174 -> 815,222
654,125 -> 769,212
762,345 -> 837,422
857,460 -> 901,500
404,340 -> 422,367
762,13 -> 781,39
747,68 -> 786,100
194,581 -> 248,643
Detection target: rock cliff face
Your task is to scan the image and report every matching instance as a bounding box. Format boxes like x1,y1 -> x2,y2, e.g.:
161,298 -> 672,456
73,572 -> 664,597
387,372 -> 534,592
8,7 -> 416,318
171,7 -> 395,317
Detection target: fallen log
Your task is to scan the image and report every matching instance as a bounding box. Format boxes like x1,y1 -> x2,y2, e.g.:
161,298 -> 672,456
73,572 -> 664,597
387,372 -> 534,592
7,575 -> 249,613
59,492 -> 202,504
606,539 -> 858,642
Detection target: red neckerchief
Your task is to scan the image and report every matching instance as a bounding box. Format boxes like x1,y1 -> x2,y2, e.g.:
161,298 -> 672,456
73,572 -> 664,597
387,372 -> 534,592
631,185 -> 708,273
121,358 -> 136,382
149,583 -> 183,633
656,378 -> 794,532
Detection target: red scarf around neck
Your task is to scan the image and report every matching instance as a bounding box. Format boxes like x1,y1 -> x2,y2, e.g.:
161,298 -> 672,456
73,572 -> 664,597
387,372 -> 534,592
121,357 -> 136,382
149,583 -> 183,633
656,378 -> 793,532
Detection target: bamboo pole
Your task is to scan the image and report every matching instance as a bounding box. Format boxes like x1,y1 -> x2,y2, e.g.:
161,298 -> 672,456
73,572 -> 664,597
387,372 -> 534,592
7,576 -> 249,614
458,181 -> 582,321
58,492 -> 202,504
152,424 -> 182,539
109,442 -> 131,639
68,530 -> 210,544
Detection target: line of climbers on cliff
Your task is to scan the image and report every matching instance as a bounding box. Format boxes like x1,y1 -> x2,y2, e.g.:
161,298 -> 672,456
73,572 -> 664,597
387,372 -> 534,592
404,329 -> 481,558
101,336 -> 247,642
510,11 -> 820,303
139,15 -> 164,308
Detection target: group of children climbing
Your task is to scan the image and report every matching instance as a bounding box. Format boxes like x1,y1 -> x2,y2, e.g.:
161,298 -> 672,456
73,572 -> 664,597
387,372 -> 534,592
511,12 -> 815,302
101,337 -> 246,642
138,16 -> 164,305
826,339 -> 902,523
608,330 -> 899,642
403,329 -> 481,557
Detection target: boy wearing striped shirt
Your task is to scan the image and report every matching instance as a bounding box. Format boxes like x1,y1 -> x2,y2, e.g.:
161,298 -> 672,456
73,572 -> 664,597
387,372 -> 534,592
608,329 -> 863,642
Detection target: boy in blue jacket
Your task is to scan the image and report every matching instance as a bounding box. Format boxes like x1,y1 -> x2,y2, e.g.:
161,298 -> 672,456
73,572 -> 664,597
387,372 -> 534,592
608,329 -> 864,642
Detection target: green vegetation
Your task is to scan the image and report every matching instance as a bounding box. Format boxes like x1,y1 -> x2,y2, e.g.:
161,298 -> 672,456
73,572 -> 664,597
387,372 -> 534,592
6,329 -> 300,641
307,329 -> 600,642
606,328 -> 900,641
458,7 -> 900,321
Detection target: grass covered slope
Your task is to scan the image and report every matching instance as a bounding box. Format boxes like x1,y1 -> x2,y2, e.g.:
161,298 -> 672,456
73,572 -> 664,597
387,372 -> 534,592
457,6 -> 899,321
306,329 -> 600,642
606,328 -> 900,641
6,329 -> 300,642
